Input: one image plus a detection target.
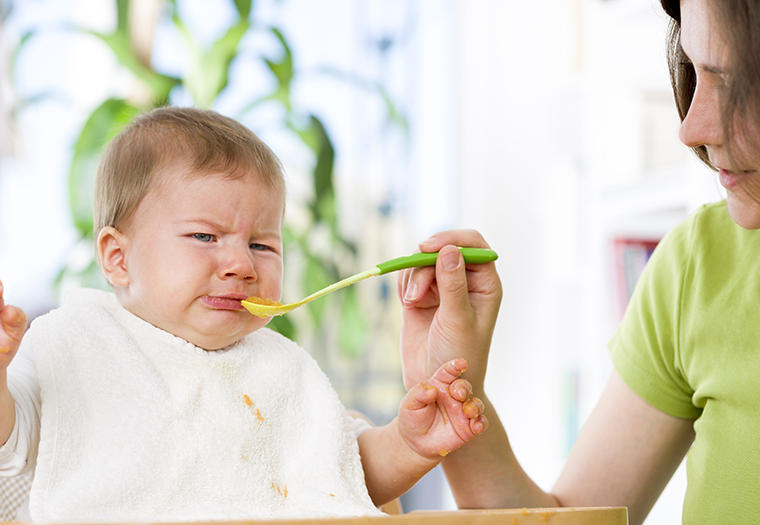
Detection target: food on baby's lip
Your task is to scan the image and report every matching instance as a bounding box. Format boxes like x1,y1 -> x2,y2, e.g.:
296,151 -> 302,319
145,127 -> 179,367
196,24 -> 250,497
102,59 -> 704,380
243,296 -> 283,307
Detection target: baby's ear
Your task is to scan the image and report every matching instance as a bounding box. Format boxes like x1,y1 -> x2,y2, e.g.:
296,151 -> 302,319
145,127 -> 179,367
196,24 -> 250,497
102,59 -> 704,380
97,227 -> 130,287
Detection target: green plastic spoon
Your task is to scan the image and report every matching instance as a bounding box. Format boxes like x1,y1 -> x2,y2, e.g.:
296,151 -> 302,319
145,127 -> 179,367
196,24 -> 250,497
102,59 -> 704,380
241,247 -> 498,318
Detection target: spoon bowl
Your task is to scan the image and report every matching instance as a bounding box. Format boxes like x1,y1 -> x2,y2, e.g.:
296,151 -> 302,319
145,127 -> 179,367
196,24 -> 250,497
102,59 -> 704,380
241,247 -> 498,318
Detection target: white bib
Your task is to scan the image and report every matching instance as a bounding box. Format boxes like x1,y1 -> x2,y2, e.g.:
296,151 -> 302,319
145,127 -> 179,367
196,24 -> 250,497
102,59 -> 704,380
29,293 -> 380,522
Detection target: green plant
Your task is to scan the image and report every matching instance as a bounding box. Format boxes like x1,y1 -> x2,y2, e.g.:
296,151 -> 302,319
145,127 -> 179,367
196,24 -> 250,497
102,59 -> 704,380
17,0 -> 406,357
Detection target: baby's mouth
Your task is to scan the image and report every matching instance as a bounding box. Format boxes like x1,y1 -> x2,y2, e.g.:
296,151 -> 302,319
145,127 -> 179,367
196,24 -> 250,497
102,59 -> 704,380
202,294 -> 248,310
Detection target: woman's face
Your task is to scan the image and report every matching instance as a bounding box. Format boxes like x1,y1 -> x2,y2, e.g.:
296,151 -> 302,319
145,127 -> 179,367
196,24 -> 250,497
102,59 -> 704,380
679,0 -> 760,229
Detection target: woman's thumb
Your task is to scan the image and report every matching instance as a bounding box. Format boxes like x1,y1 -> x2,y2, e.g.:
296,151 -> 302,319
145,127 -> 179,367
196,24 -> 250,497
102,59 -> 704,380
435,246 -> 471,313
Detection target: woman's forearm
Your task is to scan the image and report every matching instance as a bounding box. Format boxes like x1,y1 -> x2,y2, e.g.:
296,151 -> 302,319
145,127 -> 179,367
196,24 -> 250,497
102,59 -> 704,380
440,395 -> 559,509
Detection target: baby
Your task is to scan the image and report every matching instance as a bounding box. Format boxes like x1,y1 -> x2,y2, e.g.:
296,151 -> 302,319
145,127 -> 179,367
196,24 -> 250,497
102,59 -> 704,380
0,107 -> 486,522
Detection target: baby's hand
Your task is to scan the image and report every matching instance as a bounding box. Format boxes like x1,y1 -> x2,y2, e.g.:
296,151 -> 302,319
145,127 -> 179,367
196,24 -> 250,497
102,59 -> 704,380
398,358 -> 487,460
0,280 -> 26,370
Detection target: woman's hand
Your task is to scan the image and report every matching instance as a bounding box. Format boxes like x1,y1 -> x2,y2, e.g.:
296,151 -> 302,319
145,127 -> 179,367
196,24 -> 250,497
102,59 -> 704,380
396,230 -> 502,392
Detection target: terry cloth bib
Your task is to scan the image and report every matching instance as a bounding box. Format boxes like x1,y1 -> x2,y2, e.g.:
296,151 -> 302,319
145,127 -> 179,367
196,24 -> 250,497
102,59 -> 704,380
29,298 -> 381,522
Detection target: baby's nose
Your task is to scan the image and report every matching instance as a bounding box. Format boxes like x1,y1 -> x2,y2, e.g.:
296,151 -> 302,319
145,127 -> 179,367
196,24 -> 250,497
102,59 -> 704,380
219,250 -> 257,280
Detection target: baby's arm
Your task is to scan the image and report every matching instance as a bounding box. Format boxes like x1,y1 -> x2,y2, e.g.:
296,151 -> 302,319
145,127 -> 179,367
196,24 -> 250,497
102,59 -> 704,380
0,280 -> 27,447
358,358 -> 486,506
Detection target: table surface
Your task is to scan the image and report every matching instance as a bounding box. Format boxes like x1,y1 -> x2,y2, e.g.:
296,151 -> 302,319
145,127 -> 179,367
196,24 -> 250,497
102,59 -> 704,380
8,507 -> 629,525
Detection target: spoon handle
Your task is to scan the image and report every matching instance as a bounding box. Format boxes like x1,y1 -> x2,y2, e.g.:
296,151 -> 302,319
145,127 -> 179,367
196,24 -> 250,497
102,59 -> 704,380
376,247 -> 498,275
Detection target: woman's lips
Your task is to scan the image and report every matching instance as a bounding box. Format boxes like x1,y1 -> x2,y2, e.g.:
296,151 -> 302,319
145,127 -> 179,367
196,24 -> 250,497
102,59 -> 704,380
202,295 -> 247,310
719,169 -> 756,190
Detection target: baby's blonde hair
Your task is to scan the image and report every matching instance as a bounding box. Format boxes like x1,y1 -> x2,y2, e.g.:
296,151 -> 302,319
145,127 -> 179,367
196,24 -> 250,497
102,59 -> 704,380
93,106 -> 286,234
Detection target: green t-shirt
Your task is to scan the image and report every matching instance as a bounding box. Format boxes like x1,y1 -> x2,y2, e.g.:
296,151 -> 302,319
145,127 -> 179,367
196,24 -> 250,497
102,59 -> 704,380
609,200 -> 760,524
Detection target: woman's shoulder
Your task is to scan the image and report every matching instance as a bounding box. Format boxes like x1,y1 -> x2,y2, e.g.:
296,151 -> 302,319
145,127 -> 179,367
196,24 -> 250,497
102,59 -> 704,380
656,200 -> 734,256
671,199 -> 729,237
674,199 -> 760,252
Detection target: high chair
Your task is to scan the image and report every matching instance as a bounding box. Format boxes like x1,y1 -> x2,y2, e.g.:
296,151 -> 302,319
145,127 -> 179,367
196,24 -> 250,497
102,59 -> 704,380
0,471 -> 32,522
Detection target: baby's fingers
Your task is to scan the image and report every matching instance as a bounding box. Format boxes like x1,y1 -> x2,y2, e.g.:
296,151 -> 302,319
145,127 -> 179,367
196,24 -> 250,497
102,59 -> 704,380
449,378 -> 473,402
462,396 -> 485,419
405,382 -> 440,411
429,358 -> 468,388
469,414 -> 488,435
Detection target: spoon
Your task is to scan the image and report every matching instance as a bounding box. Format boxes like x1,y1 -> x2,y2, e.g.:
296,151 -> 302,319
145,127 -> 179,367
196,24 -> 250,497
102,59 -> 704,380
241,247 -> 498,318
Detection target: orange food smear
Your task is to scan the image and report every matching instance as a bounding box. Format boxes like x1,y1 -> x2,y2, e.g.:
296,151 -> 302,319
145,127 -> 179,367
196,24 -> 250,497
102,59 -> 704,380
272,484 -> 288,497
243,394 -> 253,406
245,296 -> 284,307
255,408 -> 265,421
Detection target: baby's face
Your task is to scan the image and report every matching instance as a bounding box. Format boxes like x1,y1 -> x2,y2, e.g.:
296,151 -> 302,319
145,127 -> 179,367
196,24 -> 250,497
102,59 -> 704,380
116,168 -> 284,350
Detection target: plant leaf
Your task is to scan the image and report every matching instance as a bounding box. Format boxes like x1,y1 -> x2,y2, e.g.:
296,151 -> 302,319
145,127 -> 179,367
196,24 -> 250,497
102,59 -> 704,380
259,26 -> 294,109
115,0 -> 129,35
309,115 -> 336,225
68,98 -> 140,235
233,0 -> 252,20
92,28 -> 178,103
337,287 -> 368,357
266,27 -> 294,84
266,314 -> 296,340
303,254 -> 334,325
177,18 -> 250,108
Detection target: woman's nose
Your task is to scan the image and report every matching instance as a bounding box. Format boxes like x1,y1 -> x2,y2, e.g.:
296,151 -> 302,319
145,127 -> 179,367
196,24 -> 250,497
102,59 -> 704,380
678,79 -> 722,149
218,248 -> 256,281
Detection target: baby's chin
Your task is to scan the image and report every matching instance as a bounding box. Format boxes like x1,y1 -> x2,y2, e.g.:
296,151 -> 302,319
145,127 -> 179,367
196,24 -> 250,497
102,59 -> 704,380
123,300 -> 268,350
181,327 -> 251,351
188,318 -> 272,351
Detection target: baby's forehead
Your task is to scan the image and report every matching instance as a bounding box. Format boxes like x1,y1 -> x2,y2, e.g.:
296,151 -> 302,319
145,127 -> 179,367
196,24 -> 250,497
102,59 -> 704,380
152,163 -> 284,197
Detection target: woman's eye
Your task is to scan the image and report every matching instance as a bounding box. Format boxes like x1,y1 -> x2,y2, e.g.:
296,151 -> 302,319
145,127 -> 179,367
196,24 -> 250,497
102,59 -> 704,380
192,233 -> 215,242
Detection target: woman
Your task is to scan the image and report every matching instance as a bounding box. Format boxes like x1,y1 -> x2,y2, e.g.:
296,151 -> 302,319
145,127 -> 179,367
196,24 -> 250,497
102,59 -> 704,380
396,1 -> 760,523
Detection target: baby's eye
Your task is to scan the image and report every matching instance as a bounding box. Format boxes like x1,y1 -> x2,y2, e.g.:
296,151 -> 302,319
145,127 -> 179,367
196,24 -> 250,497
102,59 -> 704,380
192,233 -> 215,243
250,243 -> 270,251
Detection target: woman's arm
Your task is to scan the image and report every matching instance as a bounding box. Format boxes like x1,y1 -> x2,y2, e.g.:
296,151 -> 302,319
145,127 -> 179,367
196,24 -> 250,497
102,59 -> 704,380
553,370 -> 694,525
441,371 -> 694,525
396,230 -> 693,525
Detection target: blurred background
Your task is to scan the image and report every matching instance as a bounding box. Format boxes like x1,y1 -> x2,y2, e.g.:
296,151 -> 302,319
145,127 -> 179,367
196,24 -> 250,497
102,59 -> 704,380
0,0 -> 726,523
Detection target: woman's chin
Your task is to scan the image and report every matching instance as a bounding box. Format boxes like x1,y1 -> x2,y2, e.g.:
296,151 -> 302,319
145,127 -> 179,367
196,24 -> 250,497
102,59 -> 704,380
726,194 -> 760,230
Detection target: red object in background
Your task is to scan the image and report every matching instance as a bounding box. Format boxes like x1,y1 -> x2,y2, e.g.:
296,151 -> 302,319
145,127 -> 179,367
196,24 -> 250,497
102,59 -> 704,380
613,237 -> 660,317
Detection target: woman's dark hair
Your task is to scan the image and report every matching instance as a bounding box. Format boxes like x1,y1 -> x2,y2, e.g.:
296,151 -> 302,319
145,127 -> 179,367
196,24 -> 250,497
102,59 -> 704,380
661,0 -> 760,174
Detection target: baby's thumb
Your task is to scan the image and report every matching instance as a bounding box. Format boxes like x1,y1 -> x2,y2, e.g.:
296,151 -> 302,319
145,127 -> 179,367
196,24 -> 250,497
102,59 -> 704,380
435,246 -> 471,315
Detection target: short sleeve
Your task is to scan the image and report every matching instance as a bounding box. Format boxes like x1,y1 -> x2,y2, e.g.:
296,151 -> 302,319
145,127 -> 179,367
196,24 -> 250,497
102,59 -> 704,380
609,214 -> 702,420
